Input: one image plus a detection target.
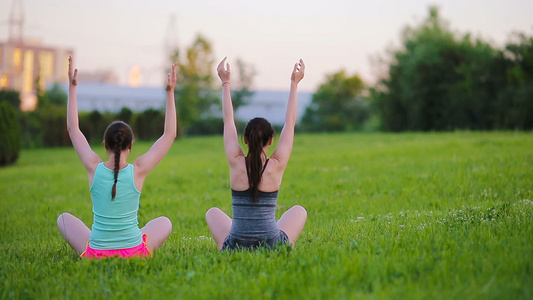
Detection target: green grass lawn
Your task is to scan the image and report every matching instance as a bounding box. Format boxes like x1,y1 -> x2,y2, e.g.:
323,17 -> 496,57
1,132 -> 532,299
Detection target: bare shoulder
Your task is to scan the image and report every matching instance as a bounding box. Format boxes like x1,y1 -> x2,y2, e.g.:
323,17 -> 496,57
229,156 -> 249,190
227,151 -> 246,168
229,155 -> 247,174
258,159 -> 284,192
266,155 -> 287,172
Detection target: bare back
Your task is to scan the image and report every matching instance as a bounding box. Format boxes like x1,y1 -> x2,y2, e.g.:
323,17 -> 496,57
218,57 -> 305,194
228,153 -> 285,193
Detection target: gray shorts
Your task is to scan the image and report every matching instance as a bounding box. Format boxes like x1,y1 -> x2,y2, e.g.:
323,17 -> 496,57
222,230 -> 289,251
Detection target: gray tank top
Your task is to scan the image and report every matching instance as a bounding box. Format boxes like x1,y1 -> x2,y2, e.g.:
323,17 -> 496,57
229,188 -> 280,240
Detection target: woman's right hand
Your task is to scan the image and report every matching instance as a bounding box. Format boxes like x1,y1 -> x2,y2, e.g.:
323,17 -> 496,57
68,56 -> 78,86
217,57 -> 230,84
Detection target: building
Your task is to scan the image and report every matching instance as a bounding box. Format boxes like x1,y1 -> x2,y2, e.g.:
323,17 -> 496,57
64,83 -> 168,113
77,69 -> 119,85
235,90 -> 312,125
59,83 -> 312,125
0,0 -> 73,110
0,40 -> 72,110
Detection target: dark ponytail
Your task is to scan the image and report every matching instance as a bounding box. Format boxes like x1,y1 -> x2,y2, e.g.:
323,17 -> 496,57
104,121 -> 133,200
244,118 -> 274,201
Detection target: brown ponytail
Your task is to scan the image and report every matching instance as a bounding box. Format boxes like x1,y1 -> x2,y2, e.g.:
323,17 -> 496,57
104,121 -> 134,200
244,118 -> 274,201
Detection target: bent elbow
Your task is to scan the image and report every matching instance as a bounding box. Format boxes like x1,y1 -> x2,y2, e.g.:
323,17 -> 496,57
164,130 -> 177,140
66,123 -> 76,133
285,118 -> 296,129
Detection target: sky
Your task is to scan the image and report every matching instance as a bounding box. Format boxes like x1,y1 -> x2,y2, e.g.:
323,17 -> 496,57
1,0 -> 532,92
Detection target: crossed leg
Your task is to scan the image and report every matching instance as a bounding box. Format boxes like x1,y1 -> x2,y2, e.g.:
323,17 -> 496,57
277,205 -> 308,247
206,205 -> 308,250
57,213 -> 172,255
205,207 -> 232,250
140,216 -> 173,252
57,213 -> 91,256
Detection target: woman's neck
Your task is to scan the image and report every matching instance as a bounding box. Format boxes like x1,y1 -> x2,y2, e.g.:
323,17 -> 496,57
248,151 -> 269,164
105,150 -> 129,170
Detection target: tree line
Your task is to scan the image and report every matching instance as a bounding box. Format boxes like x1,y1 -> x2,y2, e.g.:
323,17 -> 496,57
1,7 -> 532,166
302,6 -> 533,132
1,34 -> 254,165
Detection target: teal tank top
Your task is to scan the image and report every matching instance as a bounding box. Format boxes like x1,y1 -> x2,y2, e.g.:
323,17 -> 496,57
89,163 -> 142,250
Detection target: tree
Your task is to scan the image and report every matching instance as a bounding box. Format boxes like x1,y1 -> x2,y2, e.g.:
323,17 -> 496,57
301,70 -> 369,132
169,35 -> 256,135
499,32 -> 533,129
37,83 -> 67,109
231,58 -> 256,112
171,34 -> 218,135
372,6 -> 517,131
46,83 -> 68,107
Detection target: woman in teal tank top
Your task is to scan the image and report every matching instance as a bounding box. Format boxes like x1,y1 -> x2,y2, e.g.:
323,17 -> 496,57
57,56 -> 178,258
205,57 -> 308,250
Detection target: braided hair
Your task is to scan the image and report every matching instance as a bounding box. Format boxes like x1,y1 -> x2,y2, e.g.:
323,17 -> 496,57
243,117 -> 274,201
103,121 -> 133,200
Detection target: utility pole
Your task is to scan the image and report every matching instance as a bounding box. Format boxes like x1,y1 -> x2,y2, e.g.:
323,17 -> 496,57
8,0 -> 24,44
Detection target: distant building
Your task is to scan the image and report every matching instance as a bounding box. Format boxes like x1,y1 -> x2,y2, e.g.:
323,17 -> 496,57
0,40 -> 72,110
63,83 -> 167,113
59,83 -> 312,125
235,90 -> 312,125
77,69 -> 119,85
0,0 -> 73,110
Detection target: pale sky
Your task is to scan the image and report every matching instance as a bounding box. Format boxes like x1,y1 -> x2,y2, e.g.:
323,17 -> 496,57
1,0 -> 532,92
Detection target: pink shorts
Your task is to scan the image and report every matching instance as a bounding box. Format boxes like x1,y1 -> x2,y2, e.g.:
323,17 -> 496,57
80,234 -> 152,259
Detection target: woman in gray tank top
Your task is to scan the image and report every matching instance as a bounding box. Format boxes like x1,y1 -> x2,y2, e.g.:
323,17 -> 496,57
206,57 -> 308,250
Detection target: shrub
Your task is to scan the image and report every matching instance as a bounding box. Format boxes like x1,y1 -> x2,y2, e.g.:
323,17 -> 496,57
19,111 -> 44,148
78,110 -> 116,144
19,106 -> 69,148
0,90 -> 21,110
0,102 -> 22,166
116,107 -> 133,125
39,105 -> 69,147
187,117 -> 224,136
133,109 -> 164,140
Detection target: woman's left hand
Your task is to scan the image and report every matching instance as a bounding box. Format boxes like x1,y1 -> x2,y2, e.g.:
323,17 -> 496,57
68,55 -> 78,86
291,59 -> 305,84
166,62 -> 177,92
217,57 -> 231,84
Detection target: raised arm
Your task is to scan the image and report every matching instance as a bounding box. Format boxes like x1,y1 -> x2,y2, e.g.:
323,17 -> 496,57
218,57 -> 244,165
134,63 -> 178,180
66,56 -> 102,181
271,59 -> 305,168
